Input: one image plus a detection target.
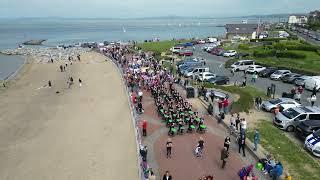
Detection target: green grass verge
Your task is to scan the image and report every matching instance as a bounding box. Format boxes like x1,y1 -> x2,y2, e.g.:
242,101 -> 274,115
137,40 -> 190,54
247,120 -> 320,179
203,84 -> 267,113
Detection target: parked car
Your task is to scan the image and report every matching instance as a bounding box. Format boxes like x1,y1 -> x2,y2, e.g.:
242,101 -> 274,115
294,76 -> 311,86
217,50 -> 226,56
296,120 -> 320,140
282,73 -> 302,83
223,50 -> 237,57
197,39 -> 206,44
305,76 -> 320,91
304,129 -> 320,157
185,67 -> 209,78
230,60 -> 255,71
176,57 -> 198,66
273,106 -> 320,132
270,70 -> 291,80
258,67 -> 277,78
196,72 -> 216,81
179,50 -> 193,56
245,65 -> 266,74
207,76 -> 229,85
209,48 -> 224,55
170,46 -> 184,53
261,98 -> 300,112
279,102 -> 301,112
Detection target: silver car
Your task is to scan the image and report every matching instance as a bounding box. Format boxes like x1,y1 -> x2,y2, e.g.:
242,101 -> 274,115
294,76 -> 311,86
261,98 -> 300,112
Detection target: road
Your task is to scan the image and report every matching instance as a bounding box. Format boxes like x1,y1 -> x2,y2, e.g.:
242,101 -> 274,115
191,44 -> 320,106
287,29 -> 320,46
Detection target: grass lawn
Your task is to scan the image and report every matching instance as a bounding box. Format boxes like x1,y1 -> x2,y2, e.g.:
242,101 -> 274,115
203,84 -> 267,113
247,120 -> 320,179
137,40 -> 191,54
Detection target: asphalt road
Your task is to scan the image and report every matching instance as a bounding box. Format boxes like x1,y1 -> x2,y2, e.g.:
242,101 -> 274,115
288,29 -> 320,46
191,44 -> 320,106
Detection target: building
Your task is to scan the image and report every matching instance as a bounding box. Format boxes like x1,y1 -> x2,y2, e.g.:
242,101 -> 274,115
288,15 -> 308,24
225,24 -> 259,40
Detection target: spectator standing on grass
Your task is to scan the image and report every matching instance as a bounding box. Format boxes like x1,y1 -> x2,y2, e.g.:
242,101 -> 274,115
221,147 -> 229,169
242,77 -> 247,87
162,171 -> 172,180
253,129 -> 260,151
166,138 -> 173,159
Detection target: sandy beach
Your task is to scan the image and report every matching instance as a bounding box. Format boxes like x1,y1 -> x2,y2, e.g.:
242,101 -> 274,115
0,51 -> 139,179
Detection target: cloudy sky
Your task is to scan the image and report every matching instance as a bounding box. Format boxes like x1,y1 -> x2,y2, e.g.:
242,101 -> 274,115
0,0 -> 319,18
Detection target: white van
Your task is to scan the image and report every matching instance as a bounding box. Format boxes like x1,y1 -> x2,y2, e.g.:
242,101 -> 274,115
185,67 -> 209,78
305,76 -> 320,91
230,60 -> 255,71
170,46 -> 184,53
273,106 -> 320,132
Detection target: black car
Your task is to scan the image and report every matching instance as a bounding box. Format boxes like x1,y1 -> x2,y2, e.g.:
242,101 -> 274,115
295,120 -> 320,140
208,76 -> 229,85
258,67 -> 277,78
234,53 -> 249,59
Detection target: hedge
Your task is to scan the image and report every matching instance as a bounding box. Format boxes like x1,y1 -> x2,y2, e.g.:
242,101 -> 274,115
250,38 -> 287,42
253,50 -> 306,59
238,44 -> 250,50
273,43 -> 320,52
253,50 -> 276,58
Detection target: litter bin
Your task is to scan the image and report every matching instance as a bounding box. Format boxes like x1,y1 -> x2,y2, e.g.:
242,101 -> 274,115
186,86 -> 195,98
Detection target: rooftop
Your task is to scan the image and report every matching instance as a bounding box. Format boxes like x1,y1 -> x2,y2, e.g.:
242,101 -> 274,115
225,24 -> 258,34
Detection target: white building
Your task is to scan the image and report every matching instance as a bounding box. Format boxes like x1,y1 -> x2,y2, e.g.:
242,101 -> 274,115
288,15 -> 308,24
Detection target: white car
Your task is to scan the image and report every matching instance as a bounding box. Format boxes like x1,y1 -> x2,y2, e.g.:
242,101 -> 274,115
198,39 -> 206,44
196,72 -> 216,81
279,103 -> 301,112
170,46 -> 184,53
270,70 -> 291,80
305,129 -> 320,157
245,65 -> 266,74
305,76 -> 320,91
261,98 -> 300,112
223,50 -> 237,57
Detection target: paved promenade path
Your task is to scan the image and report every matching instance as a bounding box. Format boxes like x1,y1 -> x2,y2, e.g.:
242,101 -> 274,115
139,84 -> 267,180
0,52 -> 138,180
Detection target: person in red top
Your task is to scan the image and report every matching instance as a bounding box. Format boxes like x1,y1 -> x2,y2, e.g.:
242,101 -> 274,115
297,86 -> 304,94
223,98 -> 229,114
218,100 -> 223,113
142,120 -> 147,136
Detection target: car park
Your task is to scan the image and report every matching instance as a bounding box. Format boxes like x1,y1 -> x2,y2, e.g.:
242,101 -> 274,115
304,129 -> 320,157
230,60 -> 255,71
273,106 -> 320,132
305,76 -> 320,91
261,98 -> 300,112
296,120 -> 320,140
282,73 -> 302,83
245,65 -> 266,74
270,70 -> 291,80
196,72 -> 216,81
223,50 -> 237,57
258,67 -> 277,78
207,76 -> 229,85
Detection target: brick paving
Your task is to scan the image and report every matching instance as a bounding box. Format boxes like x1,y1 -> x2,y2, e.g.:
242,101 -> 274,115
138,86 -> 267,180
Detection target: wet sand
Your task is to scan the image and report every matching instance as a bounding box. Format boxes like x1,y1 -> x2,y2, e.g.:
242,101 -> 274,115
0,52 -> 139,180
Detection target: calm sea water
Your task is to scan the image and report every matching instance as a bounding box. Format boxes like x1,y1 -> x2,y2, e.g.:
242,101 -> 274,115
0,17 -> 280,79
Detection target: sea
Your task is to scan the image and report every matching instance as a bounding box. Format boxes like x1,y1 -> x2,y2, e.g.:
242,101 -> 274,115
0,16 -> 282,79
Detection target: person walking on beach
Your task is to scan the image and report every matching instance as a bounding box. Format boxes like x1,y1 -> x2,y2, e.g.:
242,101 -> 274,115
77,54 -> 81,61
221,147 -> 229,169
162,171 -> 172,180
253,129 -> 260,151
79,78 -> 82,87
60,65 -> 63,72
166,138 -> 173,159
142,120 -> 147,137
48,80 -> 52,88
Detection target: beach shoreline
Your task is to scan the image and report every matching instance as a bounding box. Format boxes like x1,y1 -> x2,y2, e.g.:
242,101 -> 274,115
0,51 -> 139,179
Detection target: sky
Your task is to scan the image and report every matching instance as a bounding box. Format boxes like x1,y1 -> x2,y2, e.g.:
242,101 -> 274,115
0,0 -> 319,18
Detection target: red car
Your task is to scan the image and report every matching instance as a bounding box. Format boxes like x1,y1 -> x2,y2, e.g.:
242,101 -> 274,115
210,48 -> 224,55
179,50 -> 193,56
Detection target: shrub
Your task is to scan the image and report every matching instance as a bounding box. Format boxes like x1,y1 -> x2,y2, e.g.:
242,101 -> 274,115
275,51 -> 306,59
250,38 -> 287,42
253,50 -> 276,58
238,44 -> 250,50
273,42 -> 319,52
